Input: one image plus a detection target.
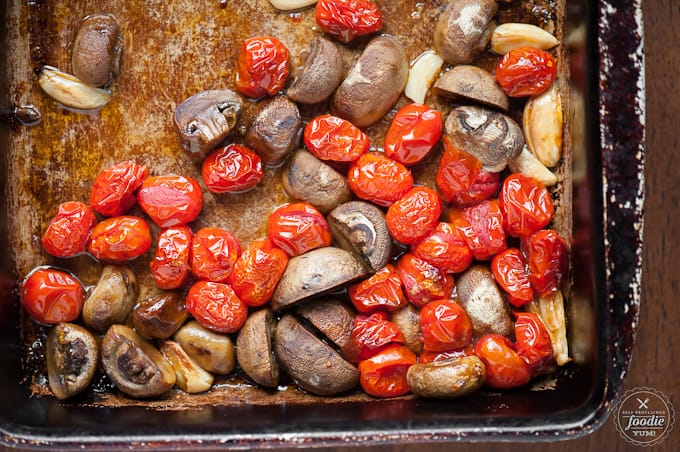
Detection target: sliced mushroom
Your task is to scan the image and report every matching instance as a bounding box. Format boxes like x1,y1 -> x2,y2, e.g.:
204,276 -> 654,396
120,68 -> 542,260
173,320 -> 235,375
159,340 -> 214,394
433,0 -> 498,65
274,314 -> 359,396
45,323 -> 98,400
173,89 -> 243,161
327,201 -> 392,272
287,37 -> 344,105
82,265 -> 138,333
245,95 -> 302,166
72,14 -> 123,87
456,266 -> 514,338
445,106 -> 524,173
390,304 -> 423,354
101,324 -> 176,398
296,298 -> 355,357
236,309 -> 279,387
407,355 -> 486,398
271,247 -> 368,311
434,65 -> 509,111
132,292 -> 188,340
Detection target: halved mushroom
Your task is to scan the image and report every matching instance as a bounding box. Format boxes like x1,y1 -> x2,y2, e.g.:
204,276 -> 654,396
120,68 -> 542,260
101,324 -> 176,398
245,95 -> 302,167
390,304 -> 423,354
433,0 -> 498,65
287,37 -> 344,105
132,292 -> 188,340
45,323 -> 98,400
271,247 -> 368,311
407,355 -> 486,399
456,266 -> 514,338
82,265 -> 138,333
72,14 -> 123,87
173,89 -> 242,161
296,298 -> 354,357
445,106 -> 524,173
159,340 -> 214,394
274,314 -> 359,396
236,309 -> 279,387
327,201 -> 392,272
283,149 -> 352,214
173,320 -> 235,375
434,65 -> 509,111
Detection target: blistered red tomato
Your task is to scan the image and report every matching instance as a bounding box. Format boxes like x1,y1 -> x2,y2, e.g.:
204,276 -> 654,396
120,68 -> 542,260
490,248 -> 533,307
137,175 -> 203,227
235,36 -> 289,99
191,227 -> 241,283
521,229 -> 568,297
495,46 -> 557,97
410,222 -> 472,274
315,0 -> 382,43
21,268 -> 84,324
384,104 -> 443,166
304,114 -> 370,163
227,237 -> 289,307
186,281 -> 247,333
397,253 -> 453,308
348,264 -> 407,313
419,299 -> 472,352
42,201 -> 97,258
89,161 -> 148,216
500,173 -> 554,238
386,186 -> 442,245
267,202 -> 332,256
350,311 -> 404,361
150,226 -> 193,290
449,199 -> 507,261
88,216 -> 152,263
358,344 -> 416,398
202,145 -> 263,193
418,346 -> 473,364
347,152 -> 413,207
473,334 -> 532,389
514,312 -> 554,374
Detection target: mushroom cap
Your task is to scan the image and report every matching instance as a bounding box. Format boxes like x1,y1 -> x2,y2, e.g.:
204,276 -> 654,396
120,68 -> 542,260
236,309 -> 280,387
434,65 -> 509,111
82,265 -> 138,333
456,265 -> 514,338
46,323 -> 99,400
407,355 -> 486,398
433,0 -> 498,65
287,37 -> 344,105
390,304 -> 423,354
245,95 -> 302,166
71,14 -> 122,87
132,292 -> 188,340
173,320 -> 235,375
296,298 -> 355,356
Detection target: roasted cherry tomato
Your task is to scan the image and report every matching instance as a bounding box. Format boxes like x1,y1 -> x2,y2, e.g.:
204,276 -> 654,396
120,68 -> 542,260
397,253 -> 453,308
227,237 -> 289,307
358,344 -> 416,398
42,201 -> 97,258
202,145 -> 263,194
137,175 -> 203,227
521,229 -> 568,297
150,225 -> 193,290
315,0 -> 382,43
304,114 -> 370,163
386,186 -> 442,245
349,264 -> 407,313
186,281 -> 247,333
419,299 -> 473,352
191,227 -> 241,283
514,312 -> 554,374
495,46 -> 557,97
89,161 -> 148,216
350,311 -> 404,361
418,346 -> 473,364
473,334 -> 532,389
490,248 -> 533,307
449,199 -> 507,261
384,104 -> 443,166
267,202 -> 332,256
499,173 -> 554,238
410,222 -> 472,274
88,216 -> 152,263
21,267 -> 84,324
436,138 -> 500,207
235,36 -> 289,99
347,152 -> 413,207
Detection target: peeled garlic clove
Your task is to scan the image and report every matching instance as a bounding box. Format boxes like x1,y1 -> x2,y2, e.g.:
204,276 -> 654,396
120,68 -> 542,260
523,84 -> 563,168
268,0 -> 317,11
38,66 -> 111,110
509,146 -> 558,187
405,50 -> 444,105
159,340 -> 214,394
526,290 -> 570,366
490,23 -> 559,55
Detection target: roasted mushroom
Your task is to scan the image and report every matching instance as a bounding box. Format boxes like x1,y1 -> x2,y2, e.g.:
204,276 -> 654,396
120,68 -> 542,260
82,265 -> 138,333
433,0 -> 498,65
72,14 -> 123,87
245,95 -> 302,166
407,355 -> 486,398
287,37 -> 344,105
390,304 -> 423,354
159,340 -> 214,394
132,292 -> 188,340
173,320 -> 236,375
173,89 -> 243,161
456,266 -> 514,338
236,309 -> 279,387
296,298 -> 355,357
45,323 -> 98,400
434,65 -> 509,111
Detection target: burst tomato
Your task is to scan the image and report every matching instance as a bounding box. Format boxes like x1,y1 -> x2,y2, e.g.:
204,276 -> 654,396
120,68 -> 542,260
418,346 -> 473,364
191,227 -> 241,283
315,0 -> 382,43
473,334 -> 532,389
521,229 -> 568,296
347,152 -> 413,207
235,36 -> 289,99
304,114 -> 370,163
500,173 -> 554,238
202,145 -> 263,193
419,299 -> 473,352
88,216 -> 152,262
150,225 -> 193,290
267,202 -> 332,256
350,311 -> 404,361
89,161 -> 148,217
384,104 -> 443,166
496,46 -> 557,97
490,248 -> 533,307
21,267 -> 84,324
397,253 -> 453,308
449,200 -> 507,261
410,222 -> 472,274
186,281 -> 247,333
386,186 -> 442,245
358,344 -> 416,398
42,201 -> 97,258
514,312 -> 554,374
348,264 -> 407,313
137,175 -> 203,227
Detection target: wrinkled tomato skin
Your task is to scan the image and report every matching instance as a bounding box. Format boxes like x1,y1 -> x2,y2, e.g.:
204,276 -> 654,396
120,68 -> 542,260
418,346 -> 473,364
304,114 -> 370,163
490,248 -> 533,307
348,152 -> 413,207
186,281 -> 247,333
90,161 -> 148,217
267,202 -> 332,256
500,173 -> 554,238
397,253 -> 453,308
88,216 -> 152,263
350,311 -> 405,361
473,334 -> 532,389
227,238 -> 289,307
21,267 -> 84,324
419,299 -> 473,352
202,145 -> 263,194
411,222 -> 472,274
191,227 -> 242,283
514,312 -> 554,374
384,104 -> 443,166
349,264 -> 407,313
386,186 -> 442,245
150,226 -> 194,290
521,229 -> 568,297
315,0 -> 382,43
449,200 -> 507,261
235,36 -> 289,99
137,175 -> 204,227
358,344 -> 416,398
42,201 -> 97,258
496,46 -> 557,97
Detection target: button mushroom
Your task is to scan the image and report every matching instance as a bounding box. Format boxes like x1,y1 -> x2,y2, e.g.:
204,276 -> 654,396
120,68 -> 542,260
159,340 -> 214,394
71,14 -> 123,87
407,355 -> 486,398
45,323 -> 98,400
434,65 -> 509,111
287,37 -> 344,105
245,95 -> 302,167
236,309 -> 279,388
132,292 -> 188,340
82,265 -> 138,333
296,298 -> 355,357
433,0 -> 498,65
456,265 -> 514,338
173,320 -> 235,375
173,89 -> 243,161
101,324 -> 176,398
390,304 -> 423,354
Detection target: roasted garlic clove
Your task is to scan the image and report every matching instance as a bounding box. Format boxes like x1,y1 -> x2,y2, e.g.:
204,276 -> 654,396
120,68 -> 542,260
523,84 -> 563,168
509,146 -> 558,187
490,23 -> 559,55
526,290 -> 570,366
39,66 -> 111,110
404,50 -> 444,105
173,320 -> 235,375
159,340 -> 214,394
268,0 -> 317,10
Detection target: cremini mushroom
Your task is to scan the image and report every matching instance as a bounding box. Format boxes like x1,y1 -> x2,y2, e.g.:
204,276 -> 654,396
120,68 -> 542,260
287,37 -> 344,105
245,95 -> 302,167
45,323 -> 98,400
433,0 -> 498,65
236,309 -> 279,387
434,65 -> 509,111
296,298 -> 355,357
131,292 -> 188,340
173,320 -> 236,375
82,265 -> 138,333
456,266 -> 514,338
71,14 -> 123,87
407,355 -> 486,398
390,304 -> 423,354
